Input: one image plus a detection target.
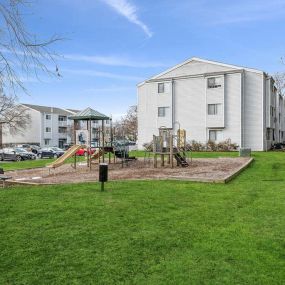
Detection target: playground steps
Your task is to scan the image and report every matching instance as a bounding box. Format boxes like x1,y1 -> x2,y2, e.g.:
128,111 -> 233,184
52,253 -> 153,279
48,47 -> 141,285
174,153 -> 189,167
91,149 -> 103,160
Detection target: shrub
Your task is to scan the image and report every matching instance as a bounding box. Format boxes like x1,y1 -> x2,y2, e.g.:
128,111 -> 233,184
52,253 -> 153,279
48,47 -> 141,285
217,139 -> 239,151
186,138 -> 238,152
206,140 -> 218,151
186,140 -> 204,151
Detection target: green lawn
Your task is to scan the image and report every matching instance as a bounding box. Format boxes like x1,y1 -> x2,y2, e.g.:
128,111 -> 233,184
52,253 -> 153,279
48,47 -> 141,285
0,152 -> 285,284
0,156 -> 86,171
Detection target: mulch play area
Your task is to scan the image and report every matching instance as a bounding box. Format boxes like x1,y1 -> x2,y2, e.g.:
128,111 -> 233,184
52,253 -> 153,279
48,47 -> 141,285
6,157 -> 253,185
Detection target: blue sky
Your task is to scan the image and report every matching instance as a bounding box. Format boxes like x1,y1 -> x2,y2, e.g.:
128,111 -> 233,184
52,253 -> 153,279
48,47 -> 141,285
17,0 -> 285,119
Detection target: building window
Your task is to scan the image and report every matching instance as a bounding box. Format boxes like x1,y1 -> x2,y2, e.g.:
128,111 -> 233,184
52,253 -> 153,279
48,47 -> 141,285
58,115 -> 67,122
45,127 -> 51,133
158,107 -> 169,117
209,130 -> 223,141
207,77 -> 222,89
158,83 -> 165,93
92,120 -> 98,124
273,130 -> 275,141
208,104 -> 221,115
58,127 -> 67,133
44,139 -> 50,146
46,114 -> 51,120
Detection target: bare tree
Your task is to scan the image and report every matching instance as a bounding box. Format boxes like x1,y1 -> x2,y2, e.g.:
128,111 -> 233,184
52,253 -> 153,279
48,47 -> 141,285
114,106 -> 137,141
123,105 -> 137,141
0,94 -> 30,131
273,72 -> 285,96
0,1 -> 61,145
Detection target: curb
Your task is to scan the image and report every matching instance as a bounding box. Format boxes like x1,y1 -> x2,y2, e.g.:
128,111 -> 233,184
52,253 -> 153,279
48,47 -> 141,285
224,157 -> 253,183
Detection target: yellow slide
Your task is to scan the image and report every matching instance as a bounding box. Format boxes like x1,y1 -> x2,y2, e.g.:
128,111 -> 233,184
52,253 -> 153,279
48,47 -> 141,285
47,145 -> 82,169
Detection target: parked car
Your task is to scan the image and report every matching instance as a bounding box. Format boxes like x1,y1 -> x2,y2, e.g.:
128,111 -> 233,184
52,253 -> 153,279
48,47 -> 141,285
16,144 -> 41,154
16,144 -> 31,149
271,143 -> 285,150
30,145 -> 41,154
113,140 -> 136,147
0,147 -> 36,161
50,147 -> 65,157
14,148 -> 37,160
63,143 -> 73,151
38,147 -> 64,159
76,148 -> 95,156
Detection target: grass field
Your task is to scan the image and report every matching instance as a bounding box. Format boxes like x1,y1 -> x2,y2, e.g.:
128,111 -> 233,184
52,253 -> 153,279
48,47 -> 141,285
0,156 -> 86,171
0,152 -> 285,284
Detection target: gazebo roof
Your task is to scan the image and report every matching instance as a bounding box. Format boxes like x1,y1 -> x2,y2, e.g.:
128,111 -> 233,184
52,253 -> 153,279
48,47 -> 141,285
70,107 -> 110,120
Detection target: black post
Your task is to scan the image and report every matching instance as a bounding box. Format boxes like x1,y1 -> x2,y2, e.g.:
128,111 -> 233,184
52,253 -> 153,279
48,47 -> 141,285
99,163 -> 108,191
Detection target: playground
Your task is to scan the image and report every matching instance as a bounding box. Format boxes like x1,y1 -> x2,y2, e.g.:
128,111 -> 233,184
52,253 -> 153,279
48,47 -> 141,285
4,108 -> 253,185
7,156 -> 251,184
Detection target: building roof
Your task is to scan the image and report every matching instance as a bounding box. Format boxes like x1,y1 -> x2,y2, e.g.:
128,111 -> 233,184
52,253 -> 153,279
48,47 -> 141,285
66,108 -> 81,114
70,107 -> 110,120
138,57 -> 265,86
22,104 -> 76,116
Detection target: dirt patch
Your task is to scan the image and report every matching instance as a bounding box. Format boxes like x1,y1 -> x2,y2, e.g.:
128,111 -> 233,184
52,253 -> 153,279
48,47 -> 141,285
6,157 -> 252,185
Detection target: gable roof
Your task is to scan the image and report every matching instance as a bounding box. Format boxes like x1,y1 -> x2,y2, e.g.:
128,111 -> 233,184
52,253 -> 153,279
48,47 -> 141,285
66,108 -> 81,114
22,104 -> 76,116
138,57 -> 264,86
70,107 -> 110,120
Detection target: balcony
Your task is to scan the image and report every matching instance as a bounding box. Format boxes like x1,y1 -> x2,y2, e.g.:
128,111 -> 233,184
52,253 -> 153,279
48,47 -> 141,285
58,120 -> 68,127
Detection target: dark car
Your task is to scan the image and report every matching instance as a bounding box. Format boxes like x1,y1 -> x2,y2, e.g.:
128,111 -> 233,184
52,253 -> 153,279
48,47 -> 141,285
30,145 -> 41,154
63,143 -> 73,151
0,147 -> 36,161
38,147 -> 64,159
51,147 -> 65,157
14,148 -> 37,160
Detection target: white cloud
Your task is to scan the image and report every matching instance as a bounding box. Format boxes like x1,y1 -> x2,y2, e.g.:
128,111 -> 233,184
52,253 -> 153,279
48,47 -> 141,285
62,68 -> 143,81
63,53 -> 166,68
101,0 -> 152,37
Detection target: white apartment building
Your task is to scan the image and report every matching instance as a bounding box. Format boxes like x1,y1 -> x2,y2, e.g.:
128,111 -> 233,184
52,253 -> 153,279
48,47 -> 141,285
2,104 -> 111,148
137,57 -> 285,151
2,104 -> 78,148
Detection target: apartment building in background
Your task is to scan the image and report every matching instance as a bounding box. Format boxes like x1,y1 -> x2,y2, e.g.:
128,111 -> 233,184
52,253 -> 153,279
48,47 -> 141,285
2,104 -> 111,148
2,104 -> 78,148
137,57 -> 285,151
